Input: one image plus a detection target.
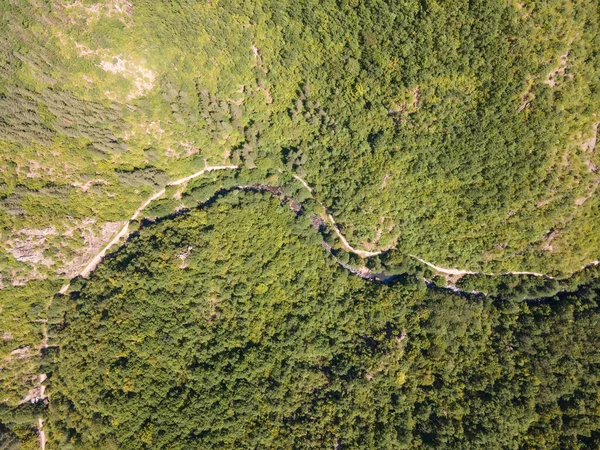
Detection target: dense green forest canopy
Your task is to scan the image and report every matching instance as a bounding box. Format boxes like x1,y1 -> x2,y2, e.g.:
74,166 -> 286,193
0,0 -> 600,447
46,193 -> 600,449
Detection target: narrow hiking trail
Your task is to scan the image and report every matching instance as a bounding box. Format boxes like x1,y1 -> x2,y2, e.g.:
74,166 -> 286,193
293,176 -> 598,278
412,256 -> 600,279
58,168 -> 599,293
410,256 -> 480,276
38,417 -> 46,450
411,256 -> 553,278
293,174 -> 384,258
42,165 -> 237,447
59,169 -> 384,298
58,165 -> 238,294
326,211 -> 382,258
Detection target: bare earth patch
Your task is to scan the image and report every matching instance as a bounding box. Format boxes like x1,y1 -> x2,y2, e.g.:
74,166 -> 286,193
139,121 -> 166,141
60,0 -> 133,27
180,141 -> 200,157
8,346 -> 32,360
58,219 -> 126,278
389,86 -> 421,119
252,44 -> 268,73
380,173 -> 390,189
178,246 -> 193,269
24,160 -> 56,179
99,56 -> 156,100
19,373 -> 47,405
517,79 -> 535,112
6,227 -> 58,268
360,216 -> 388,251
585,160 -> 598,174
581,121 -> 599,152
70,178 -> 109,192
541,229 -> 560,252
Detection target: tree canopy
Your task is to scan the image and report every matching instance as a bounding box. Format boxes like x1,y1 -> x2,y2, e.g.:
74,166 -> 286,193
47,193 -> 600,449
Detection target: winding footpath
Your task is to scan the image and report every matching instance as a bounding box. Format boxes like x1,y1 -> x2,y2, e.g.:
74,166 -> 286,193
58,165 -> 238,294
293,175 -> 384,258
412,256 -> 600,279
411,256 -> 551,278
58,168 -> 598,294
56,167 -> 600,292
42,165 -> 238,450
293,173 -> 597,278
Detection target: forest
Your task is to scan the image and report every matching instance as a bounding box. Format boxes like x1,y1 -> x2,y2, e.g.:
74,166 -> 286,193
43,192 -> 600,448
0,0 -> 599,447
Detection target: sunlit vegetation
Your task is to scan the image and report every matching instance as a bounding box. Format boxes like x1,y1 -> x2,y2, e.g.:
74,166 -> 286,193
1,0 -> 598,286
0,0 -> 599,446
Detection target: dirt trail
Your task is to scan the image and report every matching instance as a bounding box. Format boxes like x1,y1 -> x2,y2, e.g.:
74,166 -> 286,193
38,417 -> 46,450
58,165 -> 238,294
327,213 -> 383,258
38,165 -> 600,450
55,168 -> 600,291
292,175 -> 600,274
35,163 -> 600,450
412,255 -> 553,278
293,174 -> 313,193
412,256 -> 600,279
32,165 -> 232,449
293,175 -> 383,258
167,165 -> 239,186
411,256 -> 480,276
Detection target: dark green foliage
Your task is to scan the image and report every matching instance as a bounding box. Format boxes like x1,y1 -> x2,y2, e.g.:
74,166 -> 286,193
1,1 -> 600,447
0,424 -> 19,450
458,264 -> 600,300
0,404 -> 45,428
0,184 -> 69,217
0,403 -> 46,449
0,88 -> 54,146
0,86 -> 127,156
48,193 -> 600,449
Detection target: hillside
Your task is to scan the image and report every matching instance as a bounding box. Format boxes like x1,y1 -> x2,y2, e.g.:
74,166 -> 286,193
48,192 -> 600,449
0,0 -> 599,448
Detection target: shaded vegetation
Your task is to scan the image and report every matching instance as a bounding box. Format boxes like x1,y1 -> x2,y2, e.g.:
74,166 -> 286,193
46,193 -> 600,449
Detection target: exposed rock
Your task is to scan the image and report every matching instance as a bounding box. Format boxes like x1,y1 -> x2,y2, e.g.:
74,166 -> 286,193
585,161 -> 598,173
544,50 -> 571,87
58,220 -> 125,278
178,246 -> 193,269
582,122 -> 599,152
99,56 -> 156,100
310,214 -> 325,231
9,346 -> 31,359
6,227 -> 57,267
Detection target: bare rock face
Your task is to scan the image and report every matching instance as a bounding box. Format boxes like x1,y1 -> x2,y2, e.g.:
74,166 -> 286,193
7,227 -> 57,268
310,214 -> 325,231
57,220 -> 125,279
582,121 -> 600,152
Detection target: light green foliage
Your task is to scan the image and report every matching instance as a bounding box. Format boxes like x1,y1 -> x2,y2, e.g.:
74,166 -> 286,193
0,403 -> 46,449
0,280 -> 59,405
1,0 -> 599,286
